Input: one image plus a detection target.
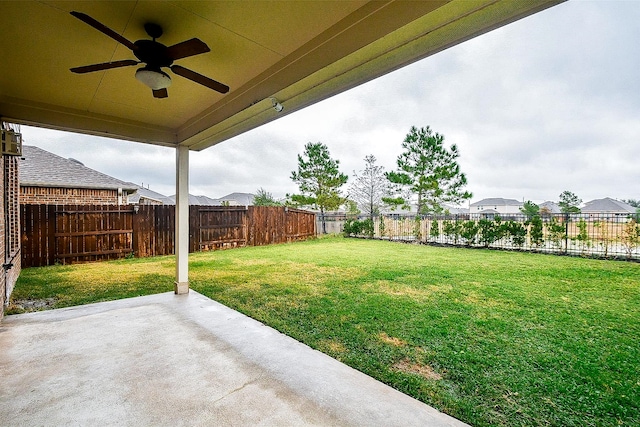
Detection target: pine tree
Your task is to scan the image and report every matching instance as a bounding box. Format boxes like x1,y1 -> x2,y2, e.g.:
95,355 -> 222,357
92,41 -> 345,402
253,188 -> 281,206
558,191 -> 582,214
385,126 -> 472,214
290,142 -> 348,234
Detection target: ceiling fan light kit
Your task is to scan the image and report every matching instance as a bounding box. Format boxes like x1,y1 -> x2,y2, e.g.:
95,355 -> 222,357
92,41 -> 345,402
69,11 -> 229,98
135,67 -> 171,90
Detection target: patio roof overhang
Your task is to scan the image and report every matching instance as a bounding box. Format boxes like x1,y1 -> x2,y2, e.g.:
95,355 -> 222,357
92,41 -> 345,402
0,0 -> 562,151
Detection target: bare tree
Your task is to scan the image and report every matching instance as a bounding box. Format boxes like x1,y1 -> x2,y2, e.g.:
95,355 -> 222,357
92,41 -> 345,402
348,155 -> 389,222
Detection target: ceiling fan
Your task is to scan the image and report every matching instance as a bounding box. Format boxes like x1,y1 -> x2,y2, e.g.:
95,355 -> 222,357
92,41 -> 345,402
69,11 -> 229,98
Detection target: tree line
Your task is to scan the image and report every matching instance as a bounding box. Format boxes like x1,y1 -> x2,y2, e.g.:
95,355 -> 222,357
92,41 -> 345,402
284,126 -> 472,234
253,125 -> 639,234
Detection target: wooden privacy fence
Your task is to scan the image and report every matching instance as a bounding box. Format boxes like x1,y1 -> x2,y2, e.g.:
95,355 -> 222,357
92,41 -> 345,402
21,204 -> 316,267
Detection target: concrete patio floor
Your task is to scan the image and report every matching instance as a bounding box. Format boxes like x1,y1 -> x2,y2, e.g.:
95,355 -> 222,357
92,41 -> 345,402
1,291 -> 468,426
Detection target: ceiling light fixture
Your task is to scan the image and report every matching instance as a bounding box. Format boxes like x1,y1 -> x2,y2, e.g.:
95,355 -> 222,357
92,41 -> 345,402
135,66 -> 172,90
271,97 -> 284,113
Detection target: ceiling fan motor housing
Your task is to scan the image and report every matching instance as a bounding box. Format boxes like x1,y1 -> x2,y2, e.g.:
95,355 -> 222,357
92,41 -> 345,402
134,40 -> 173,68
144,22 -> 163,39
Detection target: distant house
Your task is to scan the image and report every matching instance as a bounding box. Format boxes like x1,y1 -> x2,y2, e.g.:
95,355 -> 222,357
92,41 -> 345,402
128,185 -> 174,205
380,202 -> 468,216
443,205 -> 469,215
470,198 -> 523,218
581,198 -> 636,219
19,145 -> 137,205
165,192 -> 255,206
218,192 -> 255,206
539,201 -> 561,214
167,194 -> 220,206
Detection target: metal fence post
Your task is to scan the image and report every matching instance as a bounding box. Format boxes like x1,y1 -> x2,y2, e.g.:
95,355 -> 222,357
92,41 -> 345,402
564,213 -> 569,254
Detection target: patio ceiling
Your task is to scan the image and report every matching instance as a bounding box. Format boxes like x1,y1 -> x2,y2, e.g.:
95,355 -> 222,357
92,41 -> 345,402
0,0 -> 562,151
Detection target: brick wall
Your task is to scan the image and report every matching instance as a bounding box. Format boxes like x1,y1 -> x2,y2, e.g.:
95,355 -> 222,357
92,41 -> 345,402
0,151 -> 5,318
20,186 -> 121,205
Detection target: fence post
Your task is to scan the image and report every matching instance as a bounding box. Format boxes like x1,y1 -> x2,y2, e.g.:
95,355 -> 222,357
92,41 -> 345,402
47,205 -> 56,266
564,212 -> 569,254
189,205 -> 199,253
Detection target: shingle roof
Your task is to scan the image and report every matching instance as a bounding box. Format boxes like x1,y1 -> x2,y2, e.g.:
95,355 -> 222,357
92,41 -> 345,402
443,205 -> 469,214
128,185 -> 174,205
20,145 -> 137,192
470,198 -> 523,207
379,203 -> 468,215
218,192 -> 255,206
167,194 -> 221,206
539,201 -> 561,213
582,197 -> 636,213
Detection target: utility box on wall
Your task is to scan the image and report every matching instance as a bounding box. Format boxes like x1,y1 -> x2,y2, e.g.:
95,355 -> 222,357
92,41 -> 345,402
1,129 -> 22,156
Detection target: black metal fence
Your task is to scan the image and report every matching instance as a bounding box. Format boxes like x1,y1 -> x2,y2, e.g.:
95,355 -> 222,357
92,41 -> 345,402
344,213 -> 640,261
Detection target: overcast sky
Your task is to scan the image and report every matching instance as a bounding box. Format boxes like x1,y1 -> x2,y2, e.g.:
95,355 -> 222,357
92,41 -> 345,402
19,1 -> 640,206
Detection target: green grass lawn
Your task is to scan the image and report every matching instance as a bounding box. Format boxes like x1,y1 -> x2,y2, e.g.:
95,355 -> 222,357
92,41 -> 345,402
9,236 -> 640,426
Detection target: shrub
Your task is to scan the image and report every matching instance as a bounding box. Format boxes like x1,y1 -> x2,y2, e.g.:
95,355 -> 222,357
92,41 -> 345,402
413,216 -> 423,241
443,220 -> 462,244
504,220 -> 526,248
361,218 -> 374,237
527,215 -> 544,247
621,219 -> 640,259
343,218 -> 374,238
429,219 -> 440,242
593,221 -> 614,257
546,216 -> 566,249
478,216 -> 504,248
460,220 -> 479,246
343,218 -> 359,236
574,219 -> 591,255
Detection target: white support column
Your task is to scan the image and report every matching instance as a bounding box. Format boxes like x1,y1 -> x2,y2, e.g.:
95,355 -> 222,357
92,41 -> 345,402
175,145 -> 189,294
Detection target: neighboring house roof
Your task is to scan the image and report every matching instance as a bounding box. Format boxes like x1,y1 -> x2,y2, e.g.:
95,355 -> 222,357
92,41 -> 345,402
539,201 -> 561,213
218,192 -> 255,206
128,185 -> 175,205
582,197 -> 636,214
379,203 -> 468,215
168,194 -> 221,206
442,205 -> 469,214
470,198 -> 523,207
19,145 -> 137,192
